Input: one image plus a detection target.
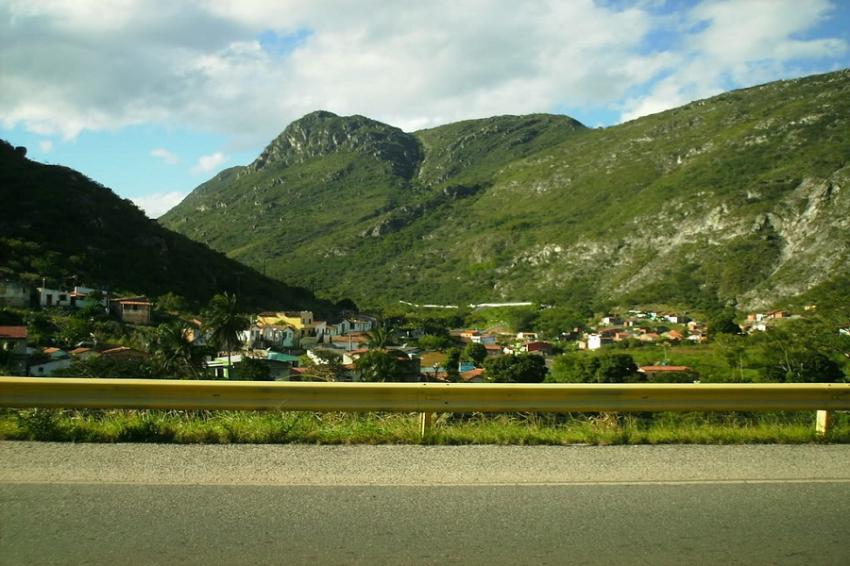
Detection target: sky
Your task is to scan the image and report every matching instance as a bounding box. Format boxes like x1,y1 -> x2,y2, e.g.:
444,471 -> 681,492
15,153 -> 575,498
2,0 -> 849,218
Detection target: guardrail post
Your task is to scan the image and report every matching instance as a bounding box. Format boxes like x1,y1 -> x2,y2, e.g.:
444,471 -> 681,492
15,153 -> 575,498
816,410 -> 832,436
419,412 -> 434,439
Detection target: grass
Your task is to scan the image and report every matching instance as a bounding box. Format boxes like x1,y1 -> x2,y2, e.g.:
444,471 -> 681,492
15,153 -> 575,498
1,409 -> 847,445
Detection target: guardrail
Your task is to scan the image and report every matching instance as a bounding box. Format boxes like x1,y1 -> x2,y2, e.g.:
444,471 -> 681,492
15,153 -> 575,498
2,377 -> 848,437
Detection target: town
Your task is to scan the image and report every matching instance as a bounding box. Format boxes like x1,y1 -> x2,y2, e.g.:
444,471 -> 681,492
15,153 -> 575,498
2,278 -> 847,386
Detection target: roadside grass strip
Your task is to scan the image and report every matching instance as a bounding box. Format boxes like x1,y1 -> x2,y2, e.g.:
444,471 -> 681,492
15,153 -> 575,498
1,409 -> 848,445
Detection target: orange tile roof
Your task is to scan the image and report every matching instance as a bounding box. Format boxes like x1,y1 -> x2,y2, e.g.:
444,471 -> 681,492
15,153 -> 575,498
0,326 -> 27,339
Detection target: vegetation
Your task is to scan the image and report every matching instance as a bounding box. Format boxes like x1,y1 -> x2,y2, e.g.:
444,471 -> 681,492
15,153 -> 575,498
0,140 -> 329,313
2,409 -> 847,445
484,353 -> 547,383
161,70 -> 850,311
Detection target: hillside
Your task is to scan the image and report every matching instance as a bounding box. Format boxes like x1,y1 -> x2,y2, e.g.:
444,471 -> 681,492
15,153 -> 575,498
161,69 -> 850,309
0,140 -> 329,312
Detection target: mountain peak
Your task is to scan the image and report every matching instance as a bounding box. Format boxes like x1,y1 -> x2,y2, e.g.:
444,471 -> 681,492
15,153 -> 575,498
248,111 -> 421,178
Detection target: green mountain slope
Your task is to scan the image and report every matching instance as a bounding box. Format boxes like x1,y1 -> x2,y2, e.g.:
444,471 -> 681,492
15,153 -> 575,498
161,69 -> 850,309
0,140 -> 328,312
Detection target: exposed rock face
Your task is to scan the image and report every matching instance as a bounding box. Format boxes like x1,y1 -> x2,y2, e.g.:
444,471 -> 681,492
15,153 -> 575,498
247,110 -> 422,179
161,69 -> 850,308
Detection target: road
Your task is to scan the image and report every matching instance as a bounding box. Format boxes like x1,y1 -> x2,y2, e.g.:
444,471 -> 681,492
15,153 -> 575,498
2,443 -> 849,565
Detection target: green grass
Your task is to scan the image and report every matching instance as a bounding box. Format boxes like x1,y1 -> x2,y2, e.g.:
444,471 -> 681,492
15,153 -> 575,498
2,409 -> 847,445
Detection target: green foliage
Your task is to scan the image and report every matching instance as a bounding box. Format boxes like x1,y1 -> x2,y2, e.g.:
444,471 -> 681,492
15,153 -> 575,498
707,310 -> 741,336
444,348 -> 461,382
149,322 -> 208,378
202,292 -> 249,360
355,350 -> 409,382
416,334 -> 455,351
160,70 -> 850,309
549,352 -> 641,383
0,140 -> 328,313
484,353 -> 547,383
463,342 -> 488,366
232,357 -> 272,381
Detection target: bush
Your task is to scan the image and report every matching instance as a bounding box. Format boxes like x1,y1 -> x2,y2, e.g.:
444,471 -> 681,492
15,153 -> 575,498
484,354 -> 547,383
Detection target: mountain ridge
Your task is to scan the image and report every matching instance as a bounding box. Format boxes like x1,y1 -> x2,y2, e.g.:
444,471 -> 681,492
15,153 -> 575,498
161,68 -> 850,310
0,140 -> 331,312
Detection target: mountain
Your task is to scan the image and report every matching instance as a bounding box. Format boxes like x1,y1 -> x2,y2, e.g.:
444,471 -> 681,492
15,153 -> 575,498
0,140 -> 329,312
161,69 -> 850,310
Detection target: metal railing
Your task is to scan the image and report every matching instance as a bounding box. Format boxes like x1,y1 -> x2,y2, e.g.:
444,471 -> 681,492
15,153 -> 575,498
2,377 -> 848,437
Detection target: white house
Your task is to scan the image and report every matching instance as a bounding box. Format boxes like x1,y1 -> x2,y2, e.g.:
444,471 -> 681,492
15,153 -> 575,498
239,324 -> 297,349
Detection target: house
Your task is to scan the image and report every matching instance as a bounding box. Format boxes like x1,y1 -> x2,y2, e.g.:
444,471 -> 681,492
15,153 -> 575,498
460,368 -> 486,383
0,326 -> 28,356
584,333 -> 614,351
484,344 -> 503,358
766,310 -> 788,320
28,347 -> 72,376
37,287 -> 72,308
329,333 -> 369,350
99,346 -> 148,360
663,330 -> 684,342
516,331 -> 539,341
600,315 -> 621,326
0,326 -> 28,374
471,333 -> 497,345
522,341 -> 554,355
109,297 -> 152,324
67,287 -> 107,310
0,281 -> 31,307
239,324 -> 297,350
69,347 -> 98,360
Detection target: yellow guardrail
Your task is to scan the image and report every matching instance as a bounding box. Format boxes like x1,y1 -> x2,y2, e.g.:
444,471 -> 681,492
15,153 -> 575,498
2,377 -> 848,435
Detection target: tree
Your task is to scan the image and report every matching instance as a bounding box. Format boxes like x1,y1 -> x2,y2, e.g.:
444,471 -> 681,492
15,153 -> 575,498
149,322 -> 206,378
707,310 -> 741,337
547,352 -> 640,383
355,350 -> 407,382
202,292 -> 248,372
303,349 -> 347,381
445,348 -> 461,382
463,342 -> 487,366
484,354 -> 547,383
763,351 -> 844,383
366,324 -> 392,349
714,333 -> 748,381
233,357 -> 272,381
417,334 -> 455,351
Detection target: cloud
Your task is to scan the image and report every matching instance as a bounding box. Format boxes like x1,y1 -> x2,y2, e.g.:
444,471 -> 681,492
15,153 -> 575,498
131,191 -> 188,218
38,139 -> 53,153
619,0 -> 849,121
1,0 -> 847,143
191,151 -> 227,174
150,147 -> 179,165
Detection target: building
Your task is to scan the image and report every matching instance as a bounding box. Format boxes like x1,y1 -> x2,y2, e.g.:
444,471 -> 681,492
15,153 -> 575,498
109,297 -> 152,324
0,281 -> 31,307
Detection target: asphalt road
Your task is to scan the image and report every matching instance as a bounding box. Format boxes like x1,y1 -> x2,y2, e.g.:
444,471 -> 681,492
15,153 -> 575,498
2,443 -> 849,565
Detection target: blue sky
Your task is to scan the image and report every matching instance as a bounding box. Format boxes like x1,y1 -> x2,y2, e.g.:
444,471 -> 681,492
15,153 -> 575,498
2,0 -> 849,217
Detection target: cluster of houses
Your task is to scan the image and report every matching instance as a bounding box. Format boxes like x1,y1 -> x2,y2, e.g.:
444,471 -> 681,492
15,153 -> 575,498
577,311 -> 707,351
0,280 -> 152,324
0,324 -> 146,376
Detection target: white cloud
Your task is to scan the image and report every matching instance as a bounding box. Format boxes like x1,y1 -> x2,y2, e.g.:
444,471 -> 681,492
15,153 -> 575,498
38,139 -> 53,153
191,151 -> 227,174
620,0 -> 849,121
150,147 -> 179,165
0,0 -> 847,143
131,190 -> 188,218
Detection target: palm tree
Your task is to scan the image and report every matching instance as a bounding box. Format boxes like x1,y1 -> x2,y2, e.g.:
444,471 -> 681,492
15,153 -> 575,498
366,324 -> 392,350
202,292 -> 249,376
150,322 -> 205,378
